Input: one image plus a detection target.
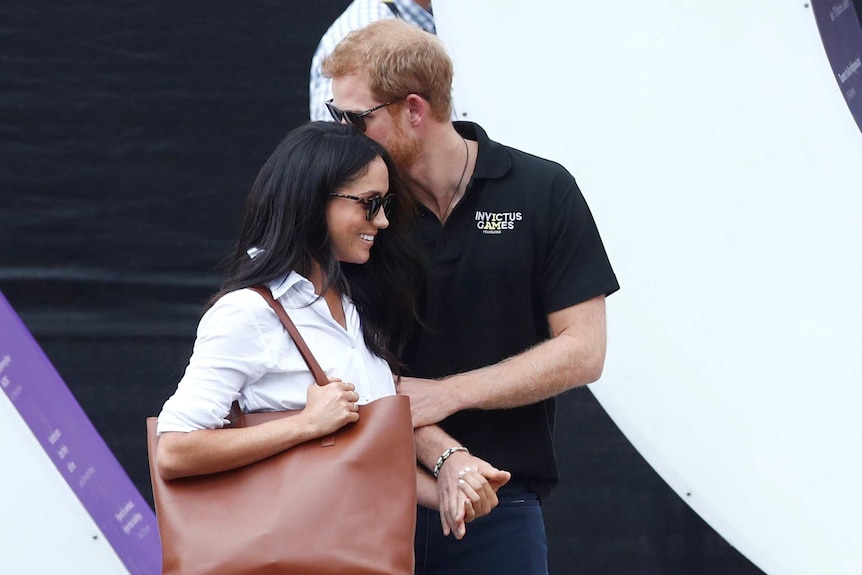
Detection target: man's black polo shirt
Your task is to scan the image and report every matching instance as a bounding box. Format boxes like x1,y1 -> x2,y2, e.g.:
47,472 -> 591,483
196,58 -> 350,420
404,122 -> 619,497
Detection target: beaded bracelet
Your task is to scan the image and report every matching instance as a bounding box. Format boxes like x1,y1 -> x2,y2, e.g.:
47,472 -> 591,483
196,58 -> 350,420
432,446 -> 469,478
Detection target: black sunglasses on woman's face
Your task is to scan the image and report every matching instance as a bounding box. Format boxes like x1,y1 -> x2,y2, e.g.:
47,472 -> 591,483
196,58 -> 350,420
325,97 -> 404,132
329,193 -> 395,221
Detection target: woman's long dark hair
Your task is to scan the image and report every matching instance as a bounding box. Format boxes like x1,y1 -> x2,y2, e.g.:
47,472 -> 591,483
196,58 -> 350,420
211,121 -> 424,371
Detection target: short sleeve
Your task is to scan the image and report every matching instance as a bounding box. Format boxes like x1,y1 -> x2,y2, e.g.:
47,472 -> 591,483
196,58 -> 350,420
541,172 -> 619,314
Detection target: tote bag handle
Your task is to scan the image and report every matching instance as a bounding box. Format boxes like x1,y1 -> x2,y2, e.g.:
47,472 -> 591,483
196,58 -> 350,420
248,285 -> 328,385
228,286 -> 336,446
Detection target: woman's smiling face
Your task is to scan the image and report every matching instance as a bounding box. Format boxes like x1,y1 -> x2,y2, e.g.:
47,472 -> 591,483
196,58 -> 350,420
326,156 -> 391,264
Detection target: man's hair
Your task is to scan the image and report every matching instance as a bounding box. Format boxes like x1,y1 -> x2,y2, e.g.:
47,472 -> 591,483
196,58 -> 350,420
322,19 -> 453,122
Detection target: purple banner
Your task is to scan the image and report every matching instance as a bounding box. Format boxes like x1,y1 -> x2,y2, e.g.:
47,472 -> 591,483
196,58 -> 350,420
0,291 -> 161,574
812,0 -> 862,133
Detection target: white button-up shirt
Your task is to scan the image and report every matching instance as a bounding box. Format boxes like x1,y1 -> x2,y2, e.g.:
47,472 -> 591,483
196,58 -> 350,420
157,271 -> 395,434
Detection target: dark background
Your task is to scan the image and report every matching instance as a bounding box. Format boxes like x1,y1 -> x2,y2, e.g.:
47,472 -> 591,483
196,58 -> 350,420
1,2 -> 770,573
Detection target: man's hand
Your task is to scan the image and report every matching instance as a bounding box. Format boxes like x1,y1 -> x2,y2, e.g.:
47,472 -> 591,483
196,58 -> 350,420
397,376 -> 455,427
434,450 -> 511,539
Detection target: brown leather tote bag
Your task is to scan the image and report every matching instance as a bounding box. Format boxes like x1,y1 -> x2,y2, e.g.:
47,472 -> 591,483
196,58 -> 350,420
146,286 -> 416,575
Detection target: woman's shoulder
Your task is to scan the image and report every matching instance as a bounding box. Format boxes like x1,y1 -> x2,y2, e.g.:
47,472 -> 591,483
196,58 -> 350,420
201,288 -> 280,333
208,274 -> 313,320
211,287 -> 269,312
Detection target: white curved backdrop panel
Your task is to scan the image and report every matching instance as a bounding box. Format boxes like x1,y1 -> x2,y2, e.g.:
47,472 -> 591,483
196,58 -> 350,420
435,2 -> 862,574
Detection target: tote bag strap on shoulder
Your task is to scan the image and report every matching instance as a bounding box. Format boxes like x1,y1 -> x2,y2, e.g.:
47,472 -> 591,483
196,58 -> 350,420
248,285 -> 328,386
235,286 -> 337,446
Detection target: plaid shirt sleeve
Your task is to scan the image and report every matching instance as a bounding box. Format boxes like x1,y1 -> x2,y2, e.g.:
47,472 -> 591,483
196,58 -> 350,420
308,0 -> 436,121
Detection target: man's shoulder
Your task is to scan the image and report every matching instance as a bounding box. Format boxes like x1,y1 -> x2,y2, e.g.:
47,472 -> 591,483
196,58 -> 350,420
502,142 -> 570,175
489,140 -> 575,191
460,121 -> 573,182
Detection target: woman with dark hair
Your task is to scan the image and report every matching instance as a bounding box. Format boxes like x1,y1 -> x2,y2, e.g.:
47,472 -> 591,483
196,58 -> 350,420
154,122 -> 501,542
154,121 -> 423,480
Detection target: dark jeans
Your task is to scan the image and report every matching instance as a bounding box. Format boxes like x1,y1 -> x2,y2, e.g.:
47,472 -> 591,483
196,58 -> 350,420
414,481 -> 549,575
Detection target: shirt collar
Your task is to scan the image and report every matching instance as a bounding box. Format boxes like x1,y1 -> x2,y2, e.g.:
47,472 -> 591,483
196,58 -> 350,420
268,271 -> 314,301
454,121 -> 511,181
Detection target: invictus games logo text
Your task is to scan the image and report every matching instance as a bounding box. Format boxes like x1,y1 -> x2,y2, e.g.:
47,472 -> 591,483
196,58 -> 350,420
475,211 -> 522,234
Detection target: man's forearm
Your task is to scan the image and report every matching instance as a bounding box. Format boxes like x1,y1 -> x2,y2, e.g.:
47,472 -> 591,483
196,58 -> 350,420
401,296 -> 608,427
414,424 -> 461,471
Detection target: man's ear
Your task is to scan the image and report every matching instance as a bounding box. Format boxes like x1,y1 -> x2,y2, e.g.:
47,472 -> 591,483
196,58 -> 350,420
404,93 -> 427,127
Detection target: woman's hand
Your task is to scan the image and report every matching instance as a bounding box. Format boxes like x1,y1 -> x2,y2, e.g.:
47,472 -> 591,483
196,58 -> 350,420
435,451 -> 511,539
456,464 -> 509,521
300,376 -> 360,438
158,377 -> 362,480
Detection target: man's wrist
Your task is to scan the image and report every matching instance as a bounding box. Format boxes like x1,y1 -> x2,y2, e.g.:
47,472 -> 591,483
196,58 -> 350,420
432,446 -> 469,478
441,372 -> 471,414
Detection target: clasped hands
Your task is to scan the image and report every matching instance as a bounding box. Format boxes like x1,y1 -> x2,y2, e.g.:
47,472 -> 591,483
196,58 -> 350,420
397,376 -> 511,539
435,449 -> 511,540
